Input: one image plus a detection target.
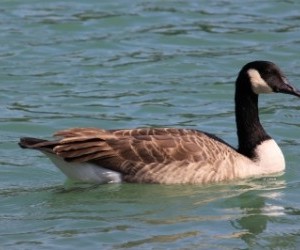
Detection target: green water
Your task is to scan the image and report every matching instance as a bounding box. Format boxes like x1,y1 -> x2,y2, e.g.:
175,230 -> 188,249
1,0 -> 300,249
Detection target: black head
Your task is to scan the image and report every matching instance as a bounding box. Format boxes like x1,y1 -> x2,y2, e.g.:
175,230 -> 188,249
239,61 -> 300,97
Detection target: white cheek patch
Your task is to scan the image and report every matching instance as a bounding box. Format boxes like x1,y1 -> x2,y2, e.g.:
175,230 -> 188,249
247,69 -> 273,94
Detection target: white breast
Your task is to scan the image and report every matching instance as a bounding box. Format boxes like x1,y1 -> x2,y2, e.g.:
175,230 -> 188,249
44,152 -> 122,184
254,139 -> 285,174
235,139 -> 285,179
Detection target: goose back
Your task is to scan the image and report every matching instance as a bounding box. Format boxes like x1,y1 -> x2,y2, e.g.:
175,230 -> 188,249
20,127 -> 252,184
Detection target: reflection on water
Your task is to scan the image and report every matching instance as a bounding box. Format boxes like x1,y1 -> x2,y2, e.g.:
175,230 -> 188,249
1,170 -> 299,249
226,178 -> 300,249
52,178 -> 292,249
231,191 -> 270,246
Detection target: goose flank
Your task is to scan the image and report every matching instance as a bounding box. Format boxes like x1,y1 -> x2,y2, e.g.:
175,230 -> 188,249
19,61 -> 300,184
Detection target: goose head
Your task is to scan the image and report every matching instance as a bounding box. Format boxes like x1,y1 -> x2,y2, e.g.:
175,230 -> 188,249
235,61 -> 300,160
240,60 -> 300,97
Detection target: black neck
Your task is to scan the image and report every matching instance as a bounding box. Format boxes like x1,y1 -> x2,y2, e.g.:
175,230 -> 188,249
235,72 -> 271,158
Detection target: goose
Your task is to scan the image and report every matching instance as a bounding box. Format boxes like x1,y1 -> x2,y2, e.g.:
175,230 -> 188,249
19,61 -> 300,184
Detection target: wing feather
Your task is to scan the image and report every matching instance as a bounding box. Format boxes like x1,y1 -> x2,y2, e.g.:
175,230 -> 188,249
52,127 -> 232,167
20,127 -> 241,183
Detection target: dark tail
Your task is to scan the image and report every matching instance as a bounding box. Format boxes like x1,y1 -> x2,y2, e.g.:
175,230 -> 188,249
19,137 -> 58,152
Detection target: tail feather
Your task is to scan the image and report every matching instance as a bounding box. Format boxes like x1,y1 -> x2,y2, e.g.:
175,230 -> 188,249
19,137 -> 122,183
19,137 -> 58,153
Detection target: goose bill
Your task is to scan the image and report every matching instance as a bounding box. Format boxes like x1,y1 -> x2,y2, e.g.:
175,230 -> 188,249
278,82 -> 300,97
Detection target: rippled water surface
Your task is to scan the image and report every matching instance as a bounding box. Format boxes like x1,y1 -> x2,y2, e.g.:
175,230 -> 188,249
1,0 -> 300,249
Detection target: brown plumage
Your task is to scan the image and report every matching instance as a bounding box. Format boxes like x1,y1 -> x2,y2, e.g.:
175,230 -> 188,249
19,127 -> 244,184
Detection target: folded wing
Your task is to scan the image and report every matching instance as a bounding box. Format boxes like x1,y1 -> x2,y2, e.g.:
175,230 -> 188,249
19,127 -> 239,183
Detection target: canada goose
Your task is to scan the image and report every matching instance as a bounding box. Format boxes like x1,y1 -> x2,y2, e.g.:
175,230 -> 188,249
19,61 -> 300,184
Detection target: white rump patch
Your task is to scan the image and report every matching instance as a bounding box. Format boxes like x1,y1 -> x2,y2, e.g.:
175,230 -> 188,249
254,139 -> 285,174
248,69 -> 273,94
44,152 -> 122,184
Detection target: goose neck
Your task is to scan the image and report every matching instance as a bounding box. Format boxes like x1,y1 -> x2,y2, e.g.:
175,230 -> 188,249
235,76 -> 271,158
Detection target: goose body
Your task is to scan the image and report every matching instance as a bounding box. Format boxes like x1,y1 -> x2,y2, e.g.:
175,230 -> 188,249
19,61 -> 300,184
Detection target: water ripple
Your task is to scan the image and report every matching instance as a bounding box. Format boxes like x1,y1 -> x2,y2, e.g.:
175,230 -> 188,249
1,0 -> 300,249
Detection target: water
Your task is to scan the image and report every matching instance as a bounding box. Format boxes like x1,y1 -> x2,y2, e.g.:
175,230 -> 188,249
1,0 -> 300,249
